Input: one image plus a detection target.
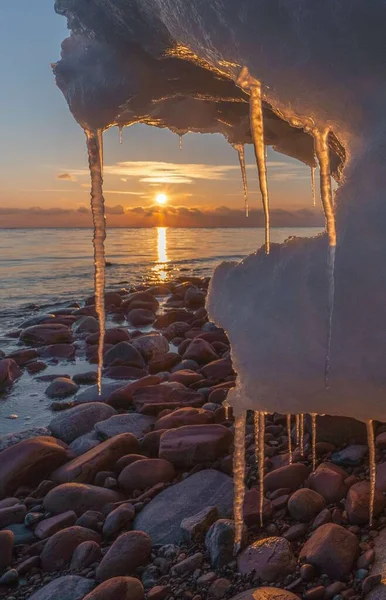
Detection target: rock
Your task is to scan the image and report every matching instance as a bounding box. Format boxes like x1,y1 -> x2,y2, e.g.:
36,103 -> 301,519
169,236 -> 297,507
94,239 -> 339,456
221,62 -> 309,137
118,459 -> 175,494
171,552 -> 204,576
155,407 -> 213,430
288,489 -> 326,522
73,316 -> 99,334
17,556 -> 40,575
134,469 -> 234,544
107,376 -> 161,410
0,504 -> 26,528
164,322 -> 191,339
306,415 -> 367,446
44,483 -> 123,516
27,575 -> 95,600
133,384 -> 203,415
41,344 -> 76,359
87,328 -> 131,346
0,436 -> 71,499
308,465 -> 347,503
0,530 -> 14,569
132,334 -> 169,361
182,339 -> 218,364
208,579 -> 231,600
34,511 -> 77,539
20,324 -> 73,346
49,403 -> 116,444
86,291 -> 122,308
346,481 -> 386,524
238,537 -> 296,582
159,424 -> 233,467
70,432 -> 101,456
102,504 -> 135,539
51,434 -> 139,484
201,358 -> 234,380
283,522 -> 309,541
148,352 -> 181,373
0,428 -> 51,453
147,585 -> 171,600
103,342 -> 145,368
116,454 -> 146,473
83,577 -> 144,600
243,489 -> 273,526
95,414 -> 155,440
0,569 -> 18,585
96,531 -> 151,581
206,519 -> 244,568
312,508 -> 332,529
6,349 -> 38,366
376,462 -> 386,492
0,359 -> 22,392
154,309 -> 193,328
299,523 -> 358,578
70,540 -> 102,570
3,523 -> 36,544
264,463 -> 310,493
332,445 -> 368,466
169,370 -> 204,386
40,526 -> 101,571
45,377 -> 79,399
228,588 -> 300,600
181,506 -> 219,543
76,510 -> 105,531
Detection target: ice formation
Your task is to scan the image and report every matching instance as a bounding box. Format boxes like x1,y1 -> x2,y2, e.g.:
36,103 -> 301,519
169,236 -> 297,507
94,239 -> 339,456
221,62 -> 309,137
233,410 -> 246,552
233,143 -> 249,217
286,414 -> 292,464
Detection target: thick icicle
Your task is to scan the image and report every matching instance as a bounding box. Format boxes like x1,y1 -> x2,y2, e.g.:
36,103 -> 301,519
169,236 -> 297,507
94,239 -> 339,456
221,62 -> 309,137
259,412 -> 265,527
85,128 -> 106,395
311,165 -> 316,207
233,143 -> 249,217
313,128 -> 337,386
295,414 -> 300,447
300,413 -> 305,456
119,125 -> 123,145
311,413 -> 317,471
287,414 -> 293,464
223,397 -> 231,420
367,419 -> 376,526
233,411 -> 246,554
237,67 -> 270,253
254,411 -> 260,464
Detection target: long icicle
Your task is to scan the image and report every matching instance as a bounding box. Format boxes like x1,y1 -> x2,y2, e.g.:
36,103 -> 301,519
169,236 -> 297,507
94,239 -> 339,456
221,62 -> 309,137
300,413 -> 305,457
287,414 -> 293,464
259,412 -> 265,527
311,165 -> 316,207
254,411 -> 260,464
296,414 -> 300,447
119,125 -> 123,145
85,128 -> 106,395
233,411 -> 247,554
233,143 -> 249,217
311,413 -> 317,470
313,128 -> 337,387
179,134 -> 183,151
367,419 -> 376,527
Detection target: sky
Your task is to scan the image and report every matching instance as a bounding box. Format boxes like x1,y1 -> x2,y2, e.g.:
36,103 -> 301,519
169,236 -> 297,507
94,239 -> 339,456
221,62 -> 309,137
0,0 -> 323,228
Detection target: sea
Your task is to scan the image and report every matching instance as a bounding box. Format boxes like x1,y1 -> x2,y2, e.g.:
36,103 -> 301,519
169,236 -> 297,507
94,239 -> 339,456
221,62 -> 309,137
0,227 -> 321,434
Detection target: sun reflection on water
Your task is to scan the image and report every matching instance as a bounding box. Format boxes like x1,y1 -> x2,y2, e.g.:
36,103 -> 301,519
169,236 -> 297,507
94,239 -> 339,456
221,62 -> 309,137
153,226 -> 169,281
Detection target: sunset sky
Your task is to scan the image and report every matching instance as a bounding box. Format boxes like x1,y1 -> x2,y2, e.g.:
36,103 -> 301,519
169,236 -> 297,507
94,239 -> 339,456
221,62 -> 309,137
0,0 -> 323,228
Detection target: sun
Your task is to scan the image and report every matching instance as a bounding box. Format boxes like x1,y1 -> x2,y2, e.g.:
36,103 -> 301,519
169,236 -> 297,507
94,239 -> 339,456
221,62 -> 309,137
155,193 -> 167,206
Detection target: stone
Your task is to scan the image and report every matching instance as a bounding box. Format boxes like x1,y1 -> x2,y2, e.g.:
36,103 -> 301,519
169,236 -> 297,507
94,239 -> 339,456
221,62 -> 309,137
147,585 -> 172,600
96,531 -> 151,581
87,328 -> 131,346
0,436 -> 71,499
148,352 -> 181,373
181,506 -> 219,543
115,454 -> 146,473
70,540 -> 102,570
83,577 -> 144,600
208,579 -> 231,600
44,483 -> 123,516
0,504 -> 26,528
41,344 -> 76,359
27,575 -> 95,600
3,523 -> 36,545
51,433 -> 139,484
312,508 -> 332,529
169,370 -> 204,386
95,414 -> 155,440
283,522 -> 309,541
299,523 -> 358,578
132,334 -> 169,361
159,424 -> 233,467
107,376 -> 161,410
70,432 -> 101,456
134,469 -> 234,544
34,511 -> 77,539
206,519 -> 244,568
0,428 -> 51,453
305,415 -> 367,446
346,481 -> 386,524
376,462 -> 386,492
73,316 -> 99,334
0,569 -> 18,585
308,465 -> 347,503
200,358 -> 234,380
264,463 -> 310,493
76,510 -> 105,531
155,407 -> 213,430
288,489 -> 326,522
6,349 -> 38,366
20,324 -> 73,346
40,526 -> 100,572
45,377 -> 79,399
118,459 -> 175,494
332,445 -> 368,466
17,556 -> 40,575
0,359 -> 22,392
0,530 -> 14,569
103,342 -> 145,368
182,339 -> 218,365
171,552 -> 204,576
228,588 -> 300,600
86,291 -> 122,309
238,537 -> 296,582
102,504 -> 135,539
49,403 -> 116,444
243,489 -> 273,526
133,384 -> 203,415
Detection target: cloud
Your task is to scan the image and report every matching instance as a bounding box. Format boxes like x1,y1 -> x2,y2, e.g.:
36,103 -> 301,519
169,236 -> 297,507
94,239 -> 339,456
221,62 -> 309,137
57,173 -> 77,182
105,205 -> 125,215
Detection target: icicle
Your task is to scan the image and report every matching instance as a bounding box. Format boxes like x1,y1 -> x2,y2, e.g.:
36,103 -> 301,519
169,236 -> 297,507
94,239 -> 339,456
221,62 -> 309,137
85,128 -> 106,395
233,143 -> 249,217
119,125 -> 123,145
300,413 -> 305,457
254,411 -> 260,464
295,414 -> 300,447
311,413 -> 317,471
313,128 -> 337,386
222,397 -> 231,420
367,419 -> 376,527
287,414 -> 293,464
237,67 -> 270,253
259,412 -> 266,527
311,165 -> 316,207
233,411 -> 247,554
179,134 -> 183,151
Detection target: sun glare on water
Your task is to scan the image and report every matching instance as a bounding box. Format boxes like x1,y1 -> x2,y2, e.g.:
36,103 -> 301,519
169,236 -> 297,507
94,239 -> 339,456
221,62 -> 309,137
156,193 -> 167,205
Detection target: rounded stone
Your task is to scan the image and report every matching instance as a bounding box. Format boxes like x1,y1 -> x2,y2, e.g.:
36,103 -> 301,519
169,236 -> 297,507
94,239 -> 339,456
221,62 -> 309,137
96,531 -> 151,581
237,537 -> 296,582
83,577 -> 144,600
288,489 -> 326,522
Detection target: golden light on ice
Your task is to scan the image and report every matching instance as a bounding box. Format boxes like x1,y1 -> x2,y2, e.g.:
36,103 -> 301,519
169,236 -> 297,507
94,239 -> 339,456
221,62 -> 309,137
155,193 -> 167,205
